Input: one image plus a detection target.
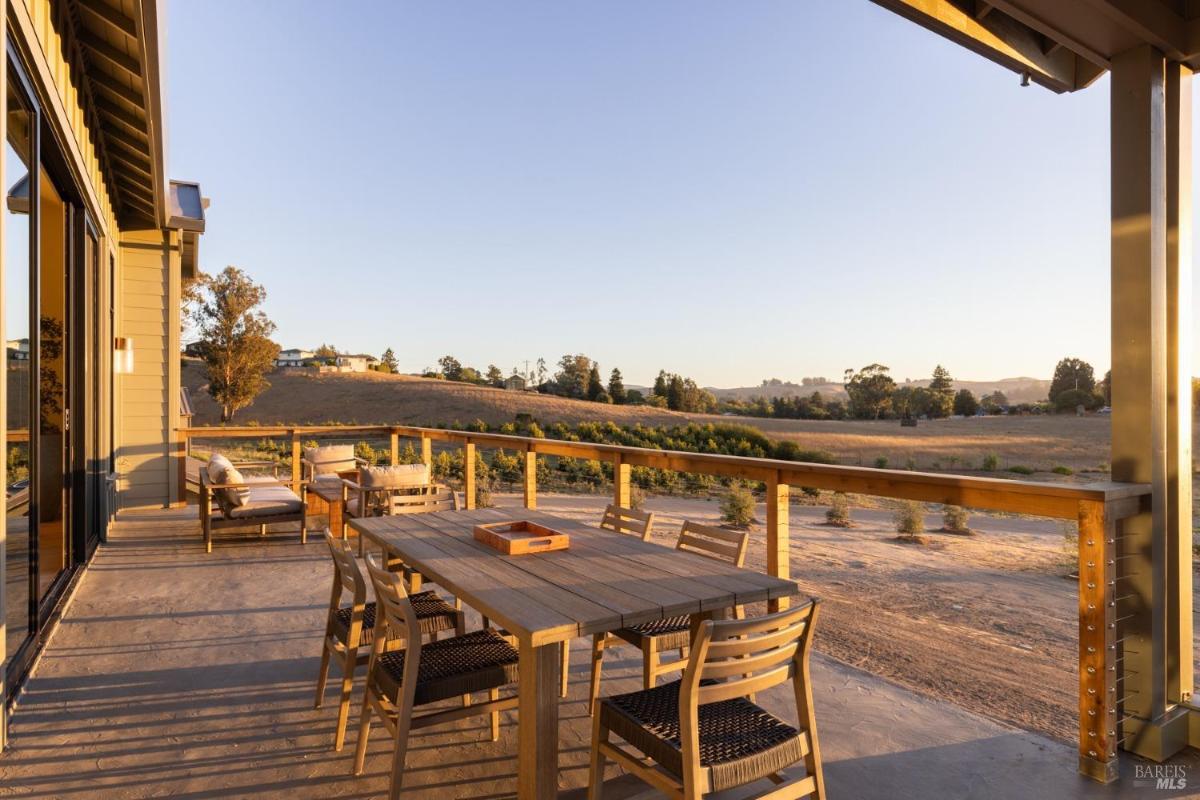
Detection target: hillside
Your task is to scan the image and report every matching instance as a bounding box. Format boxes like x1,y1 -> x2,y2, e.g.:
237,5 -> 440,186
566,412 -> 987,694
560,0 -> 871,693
183,361 -> 1116,472
182,361 -> 691,428
710,377 -> 1052,405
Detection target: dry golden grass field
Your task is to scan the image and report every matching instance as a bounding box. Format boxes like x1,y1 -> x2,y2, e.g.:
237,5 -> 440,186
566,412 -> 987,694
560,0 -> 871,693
184,362 -> 1117,476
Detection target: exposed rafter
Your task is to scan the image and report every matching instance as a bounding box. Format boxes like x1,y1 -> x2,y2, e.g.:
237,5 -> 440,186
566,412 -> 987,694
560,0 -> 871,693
80,31 -> 142,80
76,0 -> 136,40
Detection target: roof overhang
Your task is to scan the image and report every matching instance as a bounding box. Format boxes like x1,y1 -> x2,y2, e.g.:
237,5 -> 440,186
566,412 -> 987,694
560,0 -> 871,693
169,180 -> 207,281
871,1 -> 1200,93
63,0 -> 168,227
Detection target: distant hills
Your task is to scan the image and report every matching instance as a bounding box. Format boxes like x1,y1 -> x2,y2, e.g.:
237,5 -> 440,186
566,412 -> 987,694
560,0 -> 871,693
705,377 -> 1052,405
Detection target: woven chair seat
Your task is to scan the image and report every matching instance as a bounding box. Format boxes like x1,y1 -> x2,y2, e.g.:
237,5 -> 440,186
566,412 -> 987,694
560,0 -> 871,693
375,629 -> 519,706
614,615 -> 692,650
599,679 -> 807,792
333,591 -> 458,644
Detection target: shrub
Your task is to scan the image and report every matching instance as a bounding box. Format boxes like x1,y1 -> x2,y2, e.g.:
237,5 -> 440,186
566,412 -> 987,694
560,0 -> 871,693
874,456 -> 889,469
826,493 -> 852,527
981,453 -> 999,471
1052,465 -> 1073,476
628,485 -> 646,511
720,484 -> 756,528
894,500 -> 926,541
942,505 -> 970,534
1007,465 -> 1035,475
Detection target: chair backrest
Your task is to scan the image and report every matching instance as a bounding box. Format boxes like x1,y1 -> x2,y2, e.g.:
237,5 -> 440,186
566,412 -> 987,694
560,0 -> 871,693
389,484 -> 459,515
676,600 -> 820,791
675,521 -> 749,567
600,504 -> 654,541
681,600 -> 819,708
363,552 -> 422,653
324,528 -> 366,607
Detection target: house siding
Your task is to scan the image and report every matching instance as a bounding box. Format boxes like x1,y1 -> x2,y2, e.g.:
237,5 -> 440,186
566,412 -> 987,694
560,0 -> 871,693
115,231 -> 180,509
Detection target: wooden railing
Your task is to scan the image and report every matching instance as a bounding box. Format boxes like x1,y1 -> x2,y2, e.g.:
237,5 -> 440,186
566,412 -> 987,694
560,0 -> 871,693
177,423 -> 1150,781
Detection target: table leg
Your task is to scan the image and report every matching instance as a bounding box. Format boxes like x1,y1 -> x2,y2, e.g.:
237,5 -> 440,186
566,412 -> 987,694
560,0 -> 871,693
518,638 -> 560,800
329,499 -> 344,539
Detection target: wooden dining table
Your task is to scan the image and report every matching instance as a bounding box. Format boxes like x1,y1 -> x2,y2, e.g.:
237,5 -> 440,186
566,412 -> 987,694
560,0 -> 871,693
349,507 -> 801,800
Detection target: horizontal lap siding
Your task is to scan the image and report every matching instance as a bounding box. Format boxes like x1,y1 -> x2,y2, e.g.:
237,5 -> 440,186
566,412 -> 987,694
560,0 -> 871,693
116,231 -> 177,509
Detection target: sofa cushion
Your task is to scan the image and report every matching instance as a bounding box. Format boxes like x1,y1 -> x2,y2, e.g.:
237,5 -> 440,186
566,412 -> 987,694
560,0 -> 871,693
207,453 -> 233,485
304,444 -> 356,475
208,455 -> 250,508
360,463 -> 429,490
226,476 -> 302,519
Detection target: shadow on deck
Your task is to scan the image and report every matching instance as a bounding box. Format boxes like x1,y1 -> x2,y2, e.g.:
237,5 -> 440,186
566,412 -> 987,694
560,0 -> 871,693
0,505 -> 1193,798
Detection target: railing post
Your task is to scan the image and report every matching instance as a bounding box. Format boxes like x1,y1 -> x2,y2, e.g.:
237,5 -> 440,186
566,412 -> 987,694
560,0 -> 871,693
1078,499 -> 1118,783
390,430 -> 399,466
421,435 -> 432,471
175,432 -> 188,507
766,472 -> 789,613
613,452 -> 630,508
291,430 -> 301,491
524,447 -> 537,510
463,440 -> 476,510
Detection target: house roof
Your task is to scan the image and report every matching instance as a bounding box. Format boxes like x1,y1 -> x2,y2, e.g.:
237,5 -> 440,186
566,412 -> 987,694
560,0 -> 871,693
63,0 -> 169,227
872,1 -> 1200,93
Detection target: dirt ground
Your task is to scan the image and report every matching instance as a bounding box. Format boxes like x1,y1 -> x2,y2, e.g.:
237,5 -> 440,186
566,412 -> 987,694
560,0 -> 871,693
492,491 -> 1192,748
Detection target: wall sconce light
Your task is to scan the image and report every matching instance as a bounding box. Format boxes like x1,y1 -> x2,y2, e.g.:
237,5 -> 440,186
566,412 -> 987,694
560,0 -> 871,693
113,337 -> 134,374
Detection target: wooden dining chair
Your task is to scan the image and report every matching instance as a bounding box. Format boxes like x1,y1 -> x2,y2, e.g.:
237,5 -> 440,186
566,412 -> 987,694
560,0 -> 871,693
589,521 -> 749,714
353,553 -> 520,799
314,530 -> 463,751
588,600 -> 824,800
599,504 -> 655,540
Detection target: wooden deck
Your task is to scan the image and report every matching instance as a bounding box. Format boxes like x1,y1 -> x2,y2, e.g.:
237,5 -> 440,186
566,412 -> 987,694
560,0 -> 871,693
0,503 -> 1190,799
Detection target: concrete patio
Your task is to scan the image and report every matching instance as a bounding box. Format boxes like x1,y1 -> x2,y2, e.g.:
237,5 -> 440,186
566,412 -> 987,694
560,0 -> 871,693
0,504 -> 1195,799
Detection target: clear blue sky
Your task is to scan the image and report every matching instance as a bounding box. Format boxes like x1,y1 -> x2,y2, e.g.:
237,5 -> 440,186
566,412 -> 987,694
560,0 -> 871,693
166,1 -> 1165,388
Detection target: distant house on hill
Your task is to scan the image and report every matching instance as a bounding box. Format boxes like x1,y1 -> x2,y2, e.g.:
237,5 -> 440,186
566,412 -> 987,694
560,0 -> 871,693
6,338 -> 29,361
276,348 -> 314,368
336,354 -> 378,373
504,374 -> 527,391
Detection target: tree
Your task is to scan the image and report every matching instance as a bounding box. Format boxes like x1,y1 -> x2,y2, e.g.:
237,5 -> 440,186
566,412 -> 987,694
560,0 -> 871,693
379,348 -> 399,374
608,368 -> 627,404
190,266 -> 279,422
953,388 -> 979,417
981,390 -> 1008,414
929,364 -> 953,393
485,364 -> 504,387
844,364 -> 896,419
586,363 -> 604,401
438,355 -> 464,382
1098,369 -> 1111,406
314,343 -> 338,362
927,364 -> 954,418
554,354 -> 592,398
1049,357 -> 1095,403
652,370 -> 668,399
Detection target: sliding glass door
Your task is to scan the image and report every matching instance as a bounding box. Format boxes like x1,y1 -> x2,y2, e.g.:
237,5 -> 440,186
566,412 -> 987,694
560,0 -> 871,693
4,56 -> 34,676
2,44 -> 93,698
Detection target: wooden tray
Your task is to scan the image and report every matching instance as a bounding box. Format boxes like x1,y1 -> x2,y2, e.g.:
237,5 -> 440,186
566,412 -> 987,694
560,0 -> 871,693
474,520 -> 570,555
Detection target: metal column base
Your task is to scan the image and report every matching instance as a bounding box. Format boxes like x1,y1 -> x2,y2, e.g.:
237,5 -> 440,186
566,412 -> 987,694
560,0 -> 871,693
1123,705 -> 1192,763
1078,753 -> 1119,784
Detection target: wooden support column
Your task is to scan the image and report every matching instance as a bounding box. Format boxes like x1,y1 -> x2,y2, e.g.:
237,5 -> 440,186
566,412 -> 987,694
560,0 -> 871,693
523,447 -> 537,510
766,473 -> 789,612
613,453 -> 630,508
290,430 -> 302,491
1109,44 -> 1189,765
1165,62 -> 1193,708
421,435 -> 432,471
1078,500 -> 1118,783
463,440 -> 476,510
175,433 -> 188,507
389,430 -> 399,466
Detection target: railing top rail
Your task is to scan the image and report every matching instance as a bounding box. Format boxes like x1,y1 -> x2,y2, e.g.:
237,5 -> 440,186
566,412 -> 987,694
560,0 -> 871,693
177,423 -> 1148,517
